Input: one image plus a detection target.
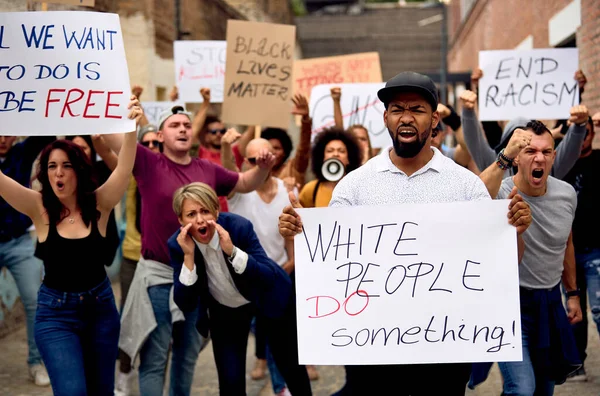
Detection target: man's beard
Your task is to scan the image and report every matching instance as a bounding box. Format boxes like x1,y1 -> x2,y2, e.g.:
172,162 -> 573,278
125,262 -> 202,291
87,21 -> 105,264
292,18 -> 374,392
389,124 -> 432,158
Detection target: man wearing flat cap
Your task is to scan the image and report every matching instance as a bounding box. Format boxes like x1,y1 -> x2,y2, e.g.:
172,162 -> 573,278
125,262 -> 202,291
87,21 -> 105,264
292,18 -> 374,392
278,72 -> 532,395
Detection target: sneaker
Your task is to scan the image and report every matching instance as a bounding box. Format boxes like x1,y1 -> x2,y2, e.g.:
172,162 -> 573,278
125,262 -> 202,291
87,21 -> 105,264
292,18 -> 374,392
29,364 -> 50,386
250,358 -> 267,380
115,370 -> 135,396
567,367 -> 587,382
277,387 -> 292,396
307,365 -> 320,381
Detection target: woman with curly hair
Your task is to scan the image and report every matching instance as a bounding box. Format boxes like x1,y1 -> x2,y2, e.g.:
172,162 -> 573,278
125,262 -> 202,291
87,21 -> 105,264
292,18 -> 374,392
0,97 -> 143,395
298,127 -> 362,208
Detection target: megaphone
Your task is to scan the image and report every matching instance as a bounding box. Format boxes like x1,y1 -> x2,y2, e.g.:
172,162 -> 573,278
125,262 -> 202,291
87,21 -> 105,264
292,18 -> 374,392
322,158 -> 345,182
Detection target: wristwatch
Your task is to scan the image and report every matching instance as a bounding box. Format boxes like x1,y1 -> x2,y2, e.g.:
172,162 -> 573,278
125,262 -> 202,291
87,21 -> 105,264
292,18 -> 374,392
566,289 -> 580,298
227,246 -> 237,261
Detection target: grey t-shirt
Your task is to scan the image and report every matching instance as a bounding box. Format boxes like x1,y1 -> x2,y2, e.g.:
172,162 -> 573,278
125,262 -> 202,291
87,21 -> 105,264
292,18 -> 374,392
498,176 -> 577,289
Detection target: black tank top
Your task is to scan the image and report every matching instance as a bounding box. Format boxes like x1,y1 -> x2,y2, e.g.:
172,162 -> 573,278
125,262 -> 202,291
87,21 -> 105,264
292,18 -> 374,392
35,218 -> 111,292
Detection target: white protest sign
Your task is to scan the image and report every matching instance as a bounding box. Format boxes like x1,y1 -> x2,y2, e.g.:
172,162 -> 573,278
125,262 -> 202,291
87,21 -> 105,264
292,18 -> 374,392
141,102 -> 185,127
0,12 -> 134,136
174,41 -> 226,103
295,200 -> 522,365
310,83 -> 390,149
478,48 -> 579,121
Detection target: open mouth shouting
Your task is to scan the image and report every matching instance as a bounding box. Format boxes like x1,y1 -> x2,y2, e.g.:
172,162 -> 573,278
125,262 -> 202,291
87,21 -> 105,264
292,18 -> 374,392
531,168 -> 544,185
396,126 -> 418,142
198,226 -> 209,238
55,180 -> 65,191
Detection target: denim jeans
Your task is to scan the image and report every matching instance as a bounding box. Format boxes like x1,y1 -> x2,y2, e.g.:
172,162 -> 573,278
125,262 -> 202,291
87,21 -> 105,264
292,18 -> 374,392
0,233 -> 43,366
138,284 -> 204,396
499,296 -> 555,396
267,344 -> 286,393
569,248 -> 600,363
34,277 -> 120,396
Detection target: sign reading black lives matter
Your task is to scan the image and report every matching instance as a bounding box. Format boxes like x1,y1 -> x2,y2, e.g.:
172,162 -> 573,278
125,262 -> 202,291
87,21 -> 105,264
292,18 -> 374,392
294,200 -> 522,365
478,48 -> 579,121
221,20 -> 295,129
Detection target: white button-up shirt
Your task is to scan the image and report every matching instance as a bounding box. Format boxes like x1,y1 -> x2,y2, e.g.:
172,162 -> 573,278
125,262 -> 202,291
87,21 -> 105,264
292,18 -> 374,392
330,147 -> 490,207
179,232 -> 250,308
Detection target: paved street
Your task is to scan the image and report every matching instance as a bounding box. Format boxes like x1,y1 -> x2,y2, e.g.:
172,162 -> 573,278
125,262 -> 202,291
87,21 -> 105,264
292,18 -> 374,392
1,282 -> 600,395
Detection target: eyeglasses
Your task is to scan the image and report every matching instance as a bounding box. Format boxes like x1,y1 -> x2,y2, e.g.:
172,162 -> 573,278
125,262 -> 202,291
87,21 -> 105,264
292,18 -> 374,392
208,128 -> 227,135
141,140 -> 160,147
247,157 -> 257,165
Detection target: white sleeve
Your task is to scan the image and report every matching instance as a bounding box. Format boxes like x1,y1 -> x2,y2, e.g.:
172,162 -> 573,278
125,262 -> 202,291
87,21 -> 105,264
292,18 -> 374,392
179,263 -> 198,286
229,247 -> 248,274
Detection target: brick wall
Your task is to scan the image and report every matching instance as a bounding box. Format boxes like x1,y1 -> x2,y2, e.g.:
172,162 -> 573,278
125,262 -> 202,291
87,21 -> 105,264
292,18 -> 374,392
225,0 -> 294,24
578,0 -> 600,114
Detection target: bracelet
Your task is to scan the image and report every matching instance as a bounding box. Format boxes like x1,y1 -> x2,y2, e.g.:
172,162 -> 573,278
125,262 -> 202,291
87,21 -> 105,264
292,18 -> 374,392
228,246 -> 237,261
442,106 -> 462,131
496,158 -> 510,170
498,149 -> 514,164
566,289 -> 580,298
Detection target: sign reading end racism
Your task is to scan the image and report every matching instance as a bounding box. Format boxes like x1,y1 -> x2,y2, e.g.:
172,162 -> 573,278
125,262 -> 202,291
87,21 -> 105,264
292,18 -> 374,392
0,11 -> 133,136
478,48 -> 579,121
221,20 -> 295,129
294,200 -> 522,365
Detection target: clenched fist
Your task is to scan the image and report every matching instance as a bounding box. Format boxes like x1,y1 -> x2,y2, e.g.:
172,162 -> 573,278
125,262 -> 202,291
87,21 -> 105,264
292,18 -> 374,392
569,105 -> 589,125
504,128 -> 533,160
459,90 -> 477,110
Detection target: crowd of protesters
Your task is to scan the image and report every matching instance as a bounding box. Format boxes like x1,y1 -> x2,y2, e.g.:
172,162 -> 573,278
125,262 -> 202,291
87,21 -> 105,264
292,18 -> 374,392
1,63 -> 600,396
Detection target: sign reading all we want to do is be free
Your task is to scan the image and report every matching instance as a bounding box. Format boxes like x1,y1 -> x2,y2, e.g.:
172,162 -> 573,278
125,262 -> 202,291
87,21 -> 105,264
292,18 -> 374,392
0,11 -> 134,136
294,200 -> 522,365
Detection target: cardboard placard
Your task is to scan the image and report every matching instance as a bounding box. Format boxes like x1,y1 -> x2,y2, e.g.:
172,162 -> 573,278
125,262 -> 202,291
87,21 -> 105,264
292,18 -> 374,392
174,40 -> 226,103
310,83 -> 390,148
294,52 -> 383,100
478,48 -> 579,121
221,20 -> 295,129
295,200 -> 522,365
0,11 -> 133,136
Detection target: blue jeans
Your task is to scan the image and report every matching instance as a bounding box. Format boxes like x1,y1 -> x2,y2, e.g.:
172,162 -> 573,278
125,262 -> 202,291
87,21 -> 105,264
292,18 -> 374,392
499,297 -> 555,396
138,284 -> 204,396
569,248 -> 600,363
267,344 -> 286,393
34,277 -> 120,396
0,233 -> 43,366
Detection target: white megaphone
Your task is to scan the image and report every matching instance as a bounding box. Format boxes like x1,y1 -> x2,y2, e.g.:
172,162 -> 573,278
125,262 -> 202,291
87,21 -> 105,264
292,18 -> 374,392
322,158 -> 345,182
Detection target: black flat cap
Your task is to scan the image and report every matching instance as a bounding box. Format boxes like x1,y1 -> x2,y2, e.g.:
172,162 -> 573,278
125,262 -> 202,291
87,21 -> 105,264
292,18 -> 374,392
377,71 -> 438,111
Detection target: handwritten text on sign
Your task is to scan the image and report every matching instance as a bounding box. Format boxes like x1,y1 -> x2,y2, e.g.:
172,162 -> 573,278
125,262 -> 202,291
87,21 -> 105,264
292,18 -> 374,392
478,48 -> 579,121
310,83 -> 390,149
221,20 -> 295,129
174,41 -> 226,103
294,52 -> 383,100
294,200 -> 522,365
0,11 -> 133,136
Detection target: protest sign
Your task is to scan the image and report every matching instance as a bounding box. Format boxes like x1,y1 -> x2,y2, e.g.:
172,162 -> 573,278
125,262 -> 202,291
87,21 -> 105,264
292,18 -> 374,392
0,11 -> 133,136
310,83 -> 390,149
174,40 -> 226,103
294,200 -> 522,365
221,20 -> 295,129
478,48 -> 579,121
141,102 -> 185,127
44,0 -> 96,6
294,52 -> 382,100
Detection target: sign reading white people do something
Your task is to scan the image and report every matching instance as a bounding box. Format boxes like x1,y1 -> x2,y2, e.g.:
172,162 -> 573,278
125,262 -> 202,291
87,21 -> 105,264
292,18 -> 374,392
294,200 -> 522,365
310,83 -> 390,149
478,48 -> 579,121
0,12 -> 134,136
174,41 -> 226,103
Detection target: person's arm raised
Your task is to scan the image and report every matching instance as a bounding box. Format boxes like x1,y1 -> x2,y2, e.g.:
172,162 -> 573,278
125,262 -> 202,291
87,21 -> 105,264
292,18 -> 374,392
331,87 -> 343,129
96,96 -> 143,212
0,168 -> 42,221
233,148 -> 275,193
192,88 -> 211,142
92,134 -> 118,171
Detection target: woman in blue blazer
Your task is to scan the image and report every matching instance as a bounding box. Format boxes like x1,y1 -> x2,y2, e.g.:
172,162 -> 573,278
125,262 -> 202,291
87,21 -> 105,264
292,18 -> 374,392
168,182 -> 311,396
